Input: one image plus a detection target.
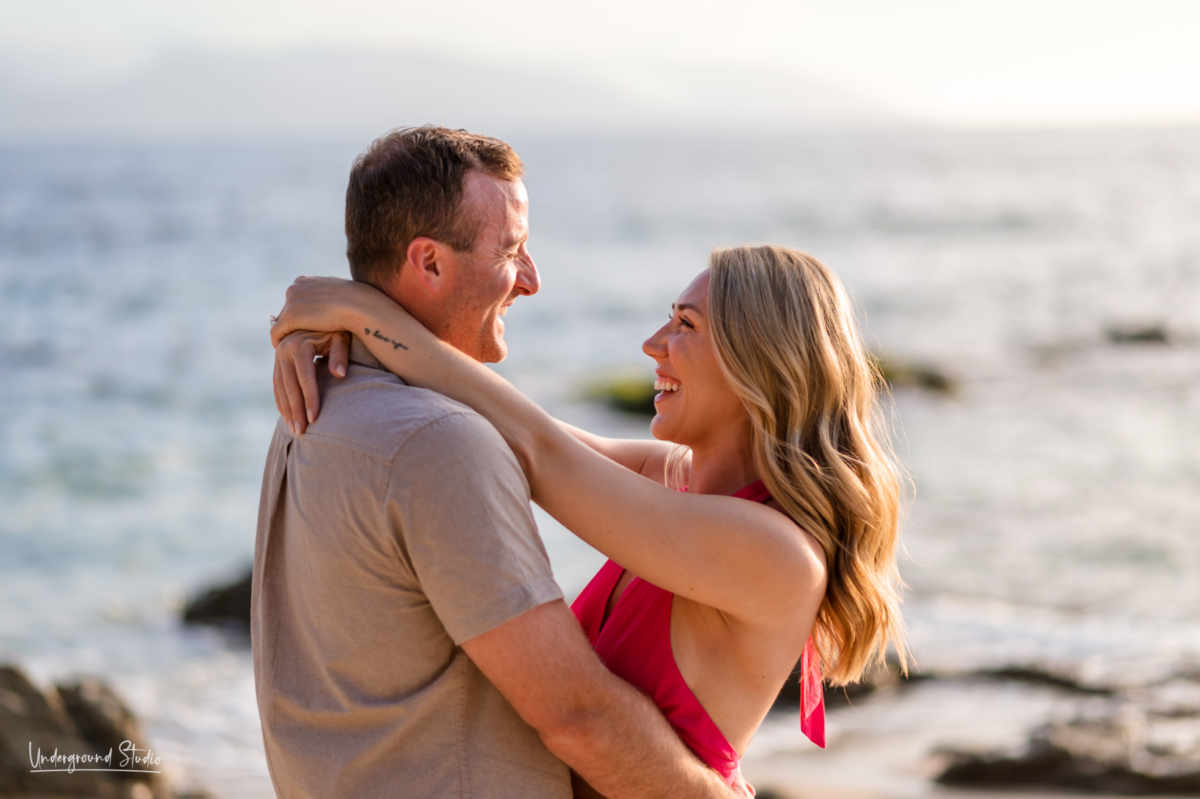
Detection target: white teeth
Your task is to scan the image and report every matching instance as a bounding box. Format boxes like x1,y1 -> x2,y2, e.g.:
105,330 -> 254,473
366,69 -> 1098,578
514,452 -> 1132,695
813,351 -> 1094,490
654,378 -> 681,392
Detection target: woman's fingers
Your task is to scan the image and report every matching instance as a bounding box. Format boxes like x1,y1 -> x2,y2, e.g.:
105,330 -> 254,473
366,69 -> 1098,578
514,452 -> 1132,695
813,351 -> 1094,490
279,354 -> 308,434
294,340 -> 324,426
328,331 -> 350,380
270,275 -> 360,347
270,303 -> 294,347
270,323 -> 352,433
272,330 -> 344,432
272,356 -> 288,421
278,340 -> 312,434
270,305 -> 287,347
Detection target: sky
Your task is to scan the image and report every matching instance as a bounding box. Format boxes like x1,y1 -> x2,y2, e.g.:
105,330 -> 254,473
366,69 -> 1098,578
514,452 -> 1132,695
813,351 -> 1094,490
2,0 -> 1199,136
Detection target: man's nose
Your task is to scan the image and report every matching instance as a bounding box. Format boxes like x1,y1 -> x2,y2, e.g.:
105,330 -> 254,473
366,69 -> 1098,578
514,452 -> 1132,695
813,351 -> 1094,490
515,246 -> 540,296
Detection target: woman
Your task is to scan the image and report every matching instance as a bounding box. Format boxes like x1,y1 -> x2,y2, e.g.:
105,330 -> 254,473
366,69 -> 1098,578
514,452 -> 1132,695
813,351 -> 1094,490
271,244 -> 907,793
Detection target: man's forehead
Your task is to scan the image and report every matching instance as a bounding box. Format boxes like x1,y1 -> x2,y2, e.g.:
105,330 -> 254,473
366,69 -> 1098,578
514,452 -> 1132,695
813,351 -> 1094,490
462,172 -> 527,239
463,172 -> 525,211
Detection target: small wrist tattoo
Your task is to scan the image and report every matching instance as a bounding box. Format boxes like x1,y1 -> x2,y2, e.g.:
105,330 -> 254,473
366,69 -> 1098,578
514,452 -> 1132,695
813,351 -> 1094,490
365,328 -> 409,350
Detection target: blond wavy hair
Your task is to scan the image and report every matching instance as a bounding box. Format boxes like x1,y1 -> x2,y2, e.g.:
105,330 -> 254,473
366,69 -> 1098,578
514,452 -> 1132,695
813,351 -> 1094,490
676,244 -> 908,686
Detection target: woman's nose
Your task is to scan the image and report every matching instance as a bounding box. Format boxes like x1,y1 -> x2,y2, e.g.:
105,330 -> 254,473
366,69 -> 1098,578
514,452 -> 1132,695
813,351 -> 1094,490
643,324 -> 668,359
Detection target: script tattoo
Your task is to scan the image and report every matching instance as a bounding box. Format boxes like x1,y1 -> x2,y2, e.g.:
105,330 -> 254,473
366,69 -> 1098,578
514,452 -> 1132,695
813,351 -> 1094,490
365,327 -> 409,350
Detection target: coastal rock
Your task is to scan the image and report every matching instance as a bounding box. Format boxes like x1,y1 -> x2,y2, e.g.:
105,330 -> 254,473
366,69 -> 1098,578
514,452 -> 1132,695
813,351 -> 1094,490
58,678 -> 169,796
182,569 -> 252,631
1106,324 -> 1172,345
973,665 -> 1116,696
582,374 -> 659,416
870,354 -> 958,396
0,664 -> 186,798
772,657 -> 1126,715
584,354 -> 960,419
772,655 -> 919,712
936,678 -> 1200,794
0,665 -> 115,797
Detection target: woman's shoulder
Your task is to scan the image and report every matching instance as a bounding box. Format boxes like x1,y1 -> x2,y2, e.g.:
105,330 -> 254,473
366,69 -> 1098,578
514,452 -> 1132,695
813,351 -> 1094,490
762,497 -> 829,590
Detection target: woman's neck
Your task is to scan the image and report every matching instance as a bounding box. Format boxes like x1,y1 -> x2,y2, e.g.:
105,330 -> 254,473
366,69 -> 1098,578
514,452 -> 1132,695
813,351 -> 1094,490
686,423 -> 758,496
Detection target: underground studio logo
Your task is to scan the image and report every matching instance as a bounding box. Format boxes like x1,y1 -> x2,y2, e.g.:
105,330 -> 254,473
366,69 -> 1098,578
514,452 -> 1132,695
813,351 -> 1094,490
29,740 -> 163,774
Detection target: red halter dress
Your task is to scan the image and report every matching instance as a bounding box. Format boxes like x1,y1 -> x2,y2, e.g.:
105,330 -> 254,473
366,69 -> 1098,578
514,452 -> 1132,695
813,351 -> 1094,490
570,480 -> 826,786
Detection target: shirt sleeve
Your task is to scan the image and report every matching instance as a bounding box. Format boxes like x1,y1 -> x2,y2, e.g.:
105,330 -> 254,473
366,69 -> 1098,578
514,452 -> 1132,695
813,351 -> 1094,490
385,410 -> 564,645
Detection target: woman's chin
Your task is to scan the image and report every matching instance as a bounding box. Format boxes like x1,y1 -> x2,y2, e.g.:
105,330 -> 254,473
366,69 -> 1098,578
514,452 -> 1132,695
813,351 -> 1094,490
648,415 -> 677,443
648,416 -> 666,440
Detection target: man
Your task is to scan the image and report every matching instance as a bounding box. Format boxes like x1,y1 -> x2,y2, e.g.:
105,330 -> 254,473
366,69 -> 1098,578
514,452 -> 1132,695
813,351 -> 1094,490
254,127 -> 741,798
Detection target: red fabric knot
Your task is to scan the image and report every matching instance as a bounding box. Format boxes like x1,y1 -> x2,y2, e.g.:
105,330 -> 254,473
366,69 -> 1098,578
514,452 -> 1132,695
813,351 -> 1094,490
799,637 -> 826,748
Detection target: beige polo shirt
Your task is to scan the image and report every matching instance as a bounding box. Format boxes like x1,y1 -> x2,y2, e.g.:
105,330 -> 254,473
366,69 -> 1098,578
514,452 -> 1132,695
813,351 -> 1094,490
252,342 -> 570,799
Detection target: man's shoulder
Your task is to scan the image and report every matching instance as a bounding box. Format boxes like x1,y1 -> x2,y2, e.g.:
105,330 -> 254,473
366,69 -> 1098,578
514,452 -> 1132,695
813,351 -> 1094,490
302,363 -> 504,463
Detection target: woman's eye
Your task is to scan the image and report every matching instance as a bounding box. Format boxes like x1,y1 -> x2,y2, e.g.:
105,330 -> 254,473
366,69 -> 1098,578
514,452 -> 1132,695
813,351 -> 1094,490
667,310 -> 694,329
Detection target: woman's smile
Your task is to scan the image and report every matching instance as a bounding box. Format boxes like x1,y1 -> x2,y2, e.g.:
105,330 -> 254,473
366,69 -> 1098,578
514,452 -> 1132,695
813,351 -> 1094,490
653,373 -> 682,403
642,270 -> 748,451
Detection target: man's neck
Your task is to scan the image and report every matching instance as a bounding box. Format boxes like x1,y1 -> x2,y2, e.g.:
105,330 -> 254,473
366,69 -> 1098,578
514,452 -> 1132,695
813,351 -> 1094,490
349,335 -> 385,369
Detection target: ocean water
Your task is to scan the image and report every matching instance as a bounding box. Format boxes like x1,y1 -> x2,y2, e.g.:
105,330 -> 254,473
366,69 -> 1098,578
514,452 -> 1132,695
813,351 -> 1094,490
1,128 -> 1198,796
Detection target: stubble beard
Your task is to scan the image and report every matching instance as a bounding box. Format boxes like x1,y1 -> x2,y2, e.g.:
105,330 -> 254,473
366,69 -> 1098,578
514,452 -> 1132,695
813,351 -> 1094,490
439,311 -> 507,364
478,313 -> 508,363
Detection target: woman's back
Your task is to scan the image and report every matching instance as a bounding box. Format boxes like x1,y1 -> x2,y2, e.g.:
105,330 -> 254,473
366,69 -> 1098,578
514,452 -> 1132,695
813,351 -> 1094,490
571,481 -> 826,785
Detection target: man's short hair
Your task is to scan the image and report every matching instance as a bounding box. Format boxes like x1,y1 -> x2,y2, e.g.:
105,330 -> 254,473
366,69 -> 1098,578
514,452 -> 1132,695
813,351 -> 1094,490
345,126 -> 524,289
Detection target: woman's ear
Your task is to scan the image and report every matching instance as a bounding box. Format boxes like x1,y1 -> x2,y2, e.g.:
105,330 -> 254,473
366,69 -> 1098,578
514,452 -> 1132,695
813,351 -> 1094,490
405,236 -> 454,294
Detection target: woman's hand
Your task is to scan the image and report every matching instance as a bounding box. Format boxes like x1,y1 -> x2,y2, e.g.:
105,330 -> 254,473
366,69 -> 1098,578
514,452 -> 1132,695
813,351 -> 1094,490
273,330 -> 350,434
269,275 -> 391,433
269,276 -> 378,347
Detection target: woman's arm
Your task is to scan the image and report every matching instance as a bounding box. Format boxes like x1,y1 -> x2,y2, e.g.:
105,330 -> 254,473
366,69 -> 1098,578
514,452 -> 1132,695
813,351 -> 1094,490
272,284 -> 679,481
272,329 -> 676,482
558,422 -> 677,484
273,330 -> 677,483
271,277 -> 824,624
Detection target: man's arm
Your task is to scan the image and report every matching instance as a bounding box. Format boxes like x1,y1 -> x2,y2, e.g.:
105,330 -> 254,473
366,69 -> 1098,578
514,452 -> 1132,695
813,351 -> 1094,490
462,600 -> 740,799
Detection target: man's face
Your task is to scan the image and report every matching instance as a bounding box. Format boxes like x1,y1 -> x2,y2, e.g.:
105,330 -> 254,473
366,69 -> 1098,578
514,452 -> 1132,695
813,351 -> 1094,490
441,172 -> 539,363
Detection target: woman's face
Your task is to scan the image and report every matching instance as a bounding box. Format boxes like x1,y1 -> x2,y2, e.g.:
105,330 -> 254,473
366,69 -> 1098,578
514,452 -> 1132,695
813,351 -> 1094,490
642,270 -> 749,450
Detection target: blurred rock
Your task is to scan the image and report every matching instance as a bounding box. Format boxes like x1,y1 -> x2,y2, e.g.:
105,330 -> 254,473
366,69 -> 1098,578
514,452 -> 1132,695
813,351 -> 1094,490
771,657 -> 1129,716
772,653 -> 922,712
0,664 -> 184,798
752,789 -> 785,799
183,569 -> 252,631
585,354 -> 960,416
582,374 -> 659,417
0,665 -> 114,797
974,665 -> 1116,696
871,354 -> 958,396
937,675 -> 1200,794
1107,324 -> 1171,345
58,678 -> 168,796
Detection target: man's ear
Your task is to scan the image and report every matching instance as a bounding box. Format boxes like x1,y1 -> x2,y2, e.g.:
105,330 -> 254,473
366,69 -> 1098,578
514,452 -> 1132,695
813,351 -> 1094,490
404,237 -> 454,295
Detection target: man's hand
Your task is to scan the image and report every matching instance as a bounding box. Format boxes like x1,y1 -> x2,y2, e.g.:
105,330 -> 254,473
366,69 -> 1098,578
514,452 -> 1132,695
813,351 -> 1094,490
462,601 -> 743,799
273,330 -> 350,434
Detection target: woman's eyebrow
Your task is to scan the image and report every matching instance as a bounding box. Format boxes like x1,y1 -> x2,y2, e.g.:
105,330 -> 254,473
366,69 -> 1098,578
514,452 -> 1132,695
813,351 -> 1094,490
671,302 -> 703,314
